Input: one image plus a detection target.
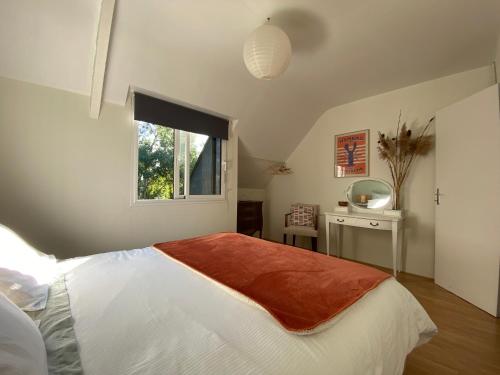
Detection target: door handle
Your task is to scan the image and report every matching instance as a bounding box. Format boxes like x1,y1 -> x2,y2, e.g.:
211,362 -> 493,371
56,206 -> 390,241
369,222 -> 379,227
336,218 -> 344,223
435,188 -> 441,205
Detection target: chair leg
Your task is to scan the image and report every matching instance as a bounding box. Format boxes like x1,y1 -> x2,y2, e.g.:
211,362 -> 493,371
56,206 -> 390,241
283,234 -> 287,244
311,237 -> 317,252
293,235 -> 296,246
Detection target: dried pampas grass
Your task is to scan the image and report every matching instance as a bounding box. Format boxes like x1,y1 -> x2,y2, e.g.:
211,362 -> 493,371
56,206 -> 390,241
378,112 -> 434,209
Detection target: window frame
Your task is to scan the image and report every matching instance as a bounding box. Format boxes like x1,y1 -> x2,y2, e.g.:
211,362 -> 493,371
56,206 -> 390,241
131,122 -> 227,206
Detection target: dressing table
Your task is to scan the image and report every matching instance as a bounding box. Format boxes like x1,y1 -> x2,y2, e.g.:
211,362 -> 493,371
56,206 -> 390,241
324,179 -> 403,277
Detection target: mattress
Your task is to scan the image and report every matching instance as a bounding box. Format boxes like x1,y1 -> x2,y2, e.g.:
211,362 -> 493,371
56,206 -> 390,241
61,247 -> 436,375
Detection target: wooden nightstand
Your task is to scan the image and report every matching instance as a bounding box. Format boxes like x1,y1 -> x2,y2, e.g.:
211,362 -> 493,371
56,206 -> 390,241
237,200 -> 263,238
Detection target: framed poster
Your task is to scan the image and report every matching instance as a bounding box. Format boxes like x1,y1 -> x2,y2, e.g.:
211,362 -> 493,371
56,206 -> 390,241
334,129 -> 369,177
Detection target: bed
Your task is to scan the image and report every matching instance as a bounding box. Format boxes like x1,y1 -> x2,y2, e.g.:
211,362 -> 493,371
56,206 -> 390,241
1,227 -> 437,375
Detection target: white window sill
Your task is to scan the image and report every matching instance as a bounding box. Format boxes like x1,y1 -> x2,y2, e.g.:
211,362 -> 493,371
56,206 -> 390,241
131,197 -> 226,207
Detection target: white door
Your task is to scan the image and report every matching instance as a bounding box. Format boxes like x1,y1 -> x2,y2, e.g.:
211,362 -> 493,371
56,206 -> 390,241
435,84 -> 500,317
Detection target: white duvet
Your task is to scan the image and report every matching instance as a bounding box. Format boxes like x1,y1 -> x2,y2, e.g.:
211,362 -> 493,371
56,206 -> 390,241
63,247 -> 436,375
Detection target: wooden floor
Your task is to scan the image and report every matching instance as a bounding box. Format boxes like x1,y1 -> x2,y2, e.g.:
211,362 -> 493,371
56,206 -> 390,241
387,271 -> 500,375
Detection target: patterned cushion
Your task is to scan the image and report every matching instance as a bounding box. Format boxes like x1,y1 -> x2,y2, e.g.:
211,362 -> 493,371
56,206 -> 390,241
290,205 -> 314,227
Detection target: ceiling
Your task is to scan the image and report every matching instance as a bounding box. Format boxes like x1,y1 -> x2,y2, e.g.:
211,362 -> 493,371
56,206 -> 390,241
0,0 -> 99,95
1,0 -> 500,175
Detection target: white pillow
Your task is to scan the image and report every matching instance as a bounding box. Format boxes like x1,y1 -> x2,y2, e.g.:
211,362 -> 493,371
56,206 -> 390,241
0,224 -> 57,311
0,293 -> 49,375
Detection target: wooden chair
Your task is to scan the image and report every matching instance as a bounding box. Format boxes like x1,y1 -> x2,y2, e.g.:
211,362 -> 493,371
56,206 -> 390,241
283,203 -> 319,251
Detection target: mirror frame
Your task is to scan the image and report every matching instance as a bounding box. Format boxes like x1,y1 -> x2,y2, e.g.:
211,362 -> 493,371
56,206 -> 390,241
345,178 -> 393,212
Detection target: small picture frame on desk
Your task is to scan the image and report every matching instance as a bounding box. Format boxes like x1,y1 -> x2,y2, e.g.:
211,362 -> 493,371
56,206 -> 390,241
334,129 -> 369,178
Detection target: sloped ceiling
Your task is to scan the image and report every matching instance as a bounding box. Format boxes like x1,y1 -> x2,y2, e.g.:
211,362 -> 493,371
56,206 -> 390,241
238,152 -> 279,190
1,0 -> 500,186
0,0 -> 100,95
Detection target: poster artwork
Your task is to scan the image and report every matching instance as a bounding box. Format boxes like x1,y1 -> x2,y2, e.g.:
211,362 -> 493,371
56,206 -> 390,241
335,130 -> 369,177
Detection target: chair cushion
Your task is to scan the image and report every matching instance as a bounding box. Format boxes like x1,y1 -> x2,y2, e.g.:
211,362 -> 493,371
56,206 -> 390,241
283,225 -> 319,237
289,205 -> 314,226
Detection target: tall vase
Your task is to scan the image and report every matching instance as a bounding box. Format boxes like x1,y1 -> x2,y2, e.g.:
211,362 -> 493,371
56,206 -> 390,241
393,185 -> 402,210
384,185 -> 403,217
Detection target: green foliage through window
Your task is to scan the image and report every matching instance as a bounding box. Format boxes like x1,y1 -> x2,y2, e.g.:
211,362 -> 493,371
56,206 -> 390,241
137,122 -> 220,200
137,123 -> 175,199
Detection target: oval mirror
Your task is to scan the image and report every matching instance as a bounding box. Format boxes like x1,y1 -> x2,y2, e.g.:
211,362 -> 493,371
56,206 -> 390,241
346,179 -> 392,210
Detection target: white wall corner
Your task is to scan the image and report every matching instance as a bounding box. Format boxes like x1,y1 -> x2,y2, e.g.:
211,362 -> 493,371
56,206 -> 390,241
89,0 -> 116,119
495,35 -> 500,83
227,120 -> 239,231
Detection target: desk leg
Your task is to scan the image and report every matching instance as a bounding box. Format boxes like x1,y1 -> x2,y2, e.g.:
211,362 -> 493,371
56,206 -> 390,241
391,222 -> 398,277
336,224 -> 343,258
398,226 -> 403,272
326,219 -> 330,256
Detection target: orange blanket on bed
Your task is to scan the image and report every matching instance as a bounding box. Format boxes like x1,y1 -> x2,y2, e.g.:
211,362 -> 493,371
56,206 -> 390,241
153,233 -> 391,333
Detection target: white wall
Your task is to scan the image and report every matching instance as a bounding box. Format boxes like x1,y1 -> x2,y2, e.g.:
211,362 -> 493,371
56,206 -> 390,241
266,66 -> 495,278
496,36 -> 500,81
0,76 -> 238,259
238,155 -> 277,190
237,188 -> 266,202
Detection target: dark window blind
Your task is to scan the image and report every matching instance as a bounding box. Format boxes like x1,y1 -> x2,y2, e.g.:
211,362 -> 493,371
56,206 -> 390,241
134,92 -> 228,140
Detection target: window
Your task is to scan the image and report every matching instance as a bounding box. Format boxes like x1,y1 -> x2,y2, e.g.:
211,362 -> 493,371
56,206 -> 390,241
133,92 -> 228,202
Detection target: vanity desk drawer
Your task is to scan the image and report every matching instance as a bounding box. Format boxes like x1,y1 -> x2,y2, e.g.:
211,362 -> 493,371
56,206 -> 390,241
330,215 -> 392,231
331,215 -> 357,226
355,218 -> 392,231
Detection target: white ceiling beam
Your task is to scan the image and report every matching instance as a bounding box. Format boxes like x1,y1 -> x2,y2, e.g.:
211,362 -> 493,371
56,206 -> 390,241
89,0 -> 116,119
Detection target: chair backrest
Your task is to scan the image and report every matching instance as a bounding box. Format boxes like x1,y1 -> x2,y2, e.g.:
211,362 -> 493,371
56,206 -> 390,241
288,203 -> 320,227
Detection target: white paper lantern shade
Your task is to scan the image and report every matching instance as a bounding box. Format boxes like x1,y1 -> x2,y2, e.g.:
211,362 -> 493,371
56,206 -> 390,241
243,24 -> 292,80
